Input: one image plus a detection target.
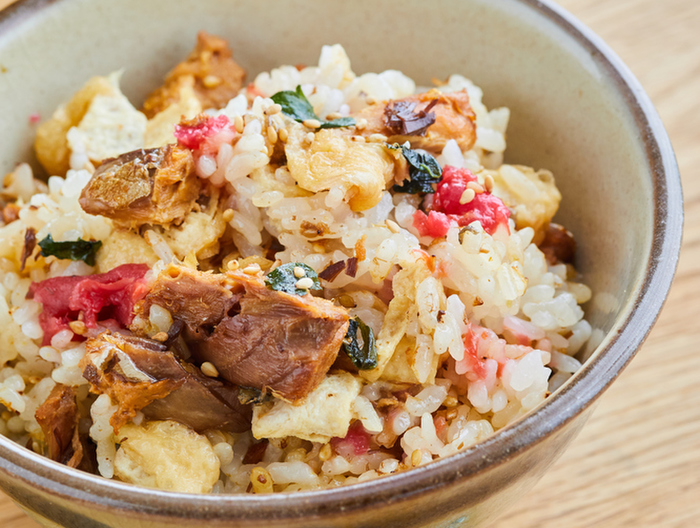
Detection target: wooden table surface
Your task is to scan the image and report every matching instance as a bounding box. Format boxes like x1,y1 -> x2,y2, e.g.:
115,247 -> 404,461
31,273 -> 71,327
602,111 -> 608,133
1,0 -> 699,526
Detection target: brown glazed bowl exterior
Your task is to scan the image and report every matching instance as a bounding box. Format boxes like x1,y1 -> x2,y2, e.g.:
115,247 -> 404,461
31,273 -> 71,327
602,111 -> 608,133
0,0 -> 682,526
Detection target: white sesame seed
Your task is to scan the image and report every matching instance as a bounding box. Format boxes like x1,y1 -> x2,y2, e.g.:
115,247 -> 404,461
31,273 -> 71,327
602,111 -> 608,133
467,181 -> 484,194
278,128 -> 289,142
295,277 -> 314,290
351,135 -> 366,142
459,188 -> 476,205
226,259 -> 240,271
483,173 -> 495,192
303,118 -> 322,129
200,362 -> 219,378
68,320 -> 86,336
202,75 -> 222,88
267,125 -> 278,144
368,133 -> 388,143
265,103 -> 282,115
242,264 -> 261,275
152,332 -> 169,342
355,118 -> 368,131
385,219 -> 401,233
293,266 -> 306,278
233,115 -> 244,133
306,132 -> 315,143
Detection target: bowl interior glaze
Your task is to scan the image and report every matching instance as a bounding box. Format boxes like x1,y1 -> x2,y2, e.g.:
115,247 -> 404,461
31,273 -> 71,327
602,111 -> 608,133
0,0 -> 682,527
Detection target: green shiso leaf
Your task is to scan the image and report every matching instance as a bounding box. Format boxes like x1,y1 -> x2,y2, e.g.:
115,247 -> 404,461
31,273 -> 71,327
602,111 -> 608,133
388,142 -> 443,194
342,317 -> 378,370
38,234 -> 102,266
271,85 -> 356,129
264,262 -> 322,296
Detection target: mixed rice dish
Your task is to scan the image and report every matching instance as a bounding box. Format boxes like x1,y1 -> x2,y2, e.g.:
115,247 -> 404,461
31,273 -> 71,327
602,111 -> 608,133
0,33 -> 594,494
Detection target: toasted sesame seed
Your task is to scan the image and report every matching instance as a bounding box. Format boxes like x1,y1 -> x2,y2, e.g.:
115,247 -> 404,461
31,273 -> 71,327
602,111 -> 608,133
368,133 -> 388,143
385,219 -> 401,233
459,188 -> 476,205
355,118 -> 368,131
233,114 -> 244,133
443,396 -> 460,408
202,75 -> 222,88
351,135 -> 366,142
303,118 -> 322,129
293,266 -> 306,278
68,320 -> 86,335
200,362 -> 219,377
411,449 -> 423,467
222,208 -> 235,222
265,103 -> 282,115
278,128 -> 289,142
326,112 -> 342,120
152,332 -> 169,342
319,443 -> 333,461
483,173 -> 495,192
337,294 -> 356,308
467,181 -> 484,194
250,467 -> 273,494
306,132 -> 315,143
295,277 -> 314,290
226,259 -> 240,271
365,96 -> 376,105
267,125 -> 278,144
242,263 -> 261,275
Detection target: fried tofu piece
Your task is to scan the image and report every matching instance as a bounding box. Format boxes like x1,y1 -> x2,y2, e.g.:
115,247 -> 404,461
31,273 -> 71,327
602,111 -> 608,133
252,373 -> 362,442
142,32 -> 246,119
78,144 -> 199,228
357,89 -> 477,154
487,164 -> 561,241
144,78 -> 202,148
34,74 -> 124,176
285,124 -> 395,212
114,420 -> 220,494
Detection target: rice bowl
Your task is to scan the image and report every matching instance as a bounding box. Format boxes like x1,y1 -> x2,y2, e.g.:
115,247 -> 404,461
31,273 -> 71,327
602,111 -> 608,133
0,0 -> 680,524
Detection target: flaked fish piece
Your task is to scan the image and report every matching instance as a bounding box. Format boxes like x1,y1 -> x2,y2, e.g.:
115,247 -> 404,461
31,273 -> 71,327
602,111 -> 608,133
142,32 -> 246,119
80,332 -> 251,433
135,264 -> 350,402
356,89 -> 477,153
78,144 -> 199,228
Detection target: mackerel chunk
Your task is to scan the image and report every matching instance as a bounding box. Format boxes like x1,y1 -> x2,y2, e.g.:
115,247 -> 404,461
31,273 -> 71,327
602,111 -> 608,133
80,332 -> 251,433
78,144 -> 199,228
136,264 -> 350,402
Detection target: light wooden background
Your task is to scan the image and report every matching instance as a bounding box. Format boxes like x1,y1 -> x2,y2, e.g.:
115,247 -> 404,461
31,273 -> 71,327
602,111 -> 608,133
0,0 -> 698,526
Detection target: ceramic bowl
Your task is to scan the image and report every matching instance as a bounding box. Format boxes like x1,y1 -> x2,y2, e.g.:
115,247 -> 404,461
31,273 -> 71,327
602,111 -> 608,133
0,0 -> 682,526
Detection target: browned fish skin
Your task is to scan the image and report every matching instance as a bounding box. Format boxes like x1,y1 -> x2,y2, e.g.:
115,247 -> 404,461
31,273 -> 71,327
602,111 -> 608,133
34,383 -> 95,470
136,264 -> 350,402
142,32 -> 246,119
539,223 -> 577,265
78,144 -> 199,228
80,332 -> 251,433
357,89 -> 477,153
35,384 -> 78,463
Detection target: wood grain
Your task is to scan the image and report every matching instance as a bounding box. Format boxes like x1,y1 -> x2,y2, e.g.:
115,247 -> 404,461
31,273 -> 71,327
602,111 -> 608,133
0,0 -> 698,526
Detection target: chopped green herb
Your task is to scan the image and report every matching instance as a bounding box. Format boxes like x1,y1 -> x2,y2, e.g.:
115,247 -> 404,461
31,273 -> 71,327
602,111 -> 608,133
265,262 -> 322,296
388,142 -> 443,194
38,234 -> 102,266
271,85 -> 356,129
342,317 -> 378,370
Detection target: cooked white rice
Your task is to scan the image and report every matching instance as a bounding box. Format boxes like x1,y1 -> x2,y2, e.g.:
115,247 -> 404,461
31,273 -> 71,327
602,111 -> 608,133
0,43 -> 594,494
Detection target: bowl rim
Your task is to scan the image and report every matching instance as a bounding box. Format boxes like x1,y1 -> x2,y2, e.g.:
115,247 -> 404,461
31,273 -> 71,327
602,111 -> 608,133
0,0 -> 683,521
